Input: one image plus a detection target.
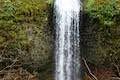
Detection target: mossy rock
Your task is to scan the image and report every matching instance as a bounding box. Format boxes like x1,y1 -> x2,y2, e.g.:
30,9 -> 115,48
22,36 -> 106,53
0,0 -> 53,80
83,0 -> 120,67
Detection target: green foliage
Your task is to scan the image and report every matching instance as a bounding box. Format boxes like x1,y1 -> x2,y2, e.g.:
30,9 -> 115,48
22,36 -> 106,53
85,0 -> 120,26
47,0 -> 54,5
0,0 -> 53,79
0,0 -> 51,52
1,0 -> 15,17
85,0 -> 120,67
86,0 -> 95,12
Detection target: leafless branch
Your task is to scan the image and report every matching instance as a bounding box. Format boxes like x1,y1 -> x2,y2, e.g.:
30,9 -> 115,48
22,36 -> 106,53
113,64 -> 120,77
112,77 -> 120,80
82,57 -> 98,80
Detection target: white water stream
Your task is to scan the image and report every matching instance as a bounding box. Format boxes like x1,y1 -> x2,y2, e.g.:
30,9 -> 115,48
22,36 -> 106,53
54,0 -> 82,80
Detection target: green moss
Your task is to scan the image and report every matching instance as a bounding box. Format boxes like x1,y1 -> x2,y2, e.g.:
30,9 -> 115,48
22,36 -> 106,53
0,0 -> 53,79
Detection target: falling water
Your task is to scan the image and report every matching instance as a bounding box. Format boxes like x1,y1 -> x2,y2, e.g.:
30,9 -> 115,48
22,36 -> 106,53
54,0 -> 82,80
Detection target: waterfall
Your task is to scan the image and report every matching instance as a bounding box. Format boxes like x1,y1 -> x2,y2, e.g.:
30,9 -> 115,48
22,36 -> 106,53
54,0 -> 82,80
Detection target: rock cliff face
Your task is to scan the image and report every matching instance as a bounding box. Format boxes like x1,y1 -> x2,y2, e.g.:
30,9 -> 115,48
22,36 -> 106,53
0,0 -> 53,80
82,0 -> 120,67
81,1 -> 120,79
